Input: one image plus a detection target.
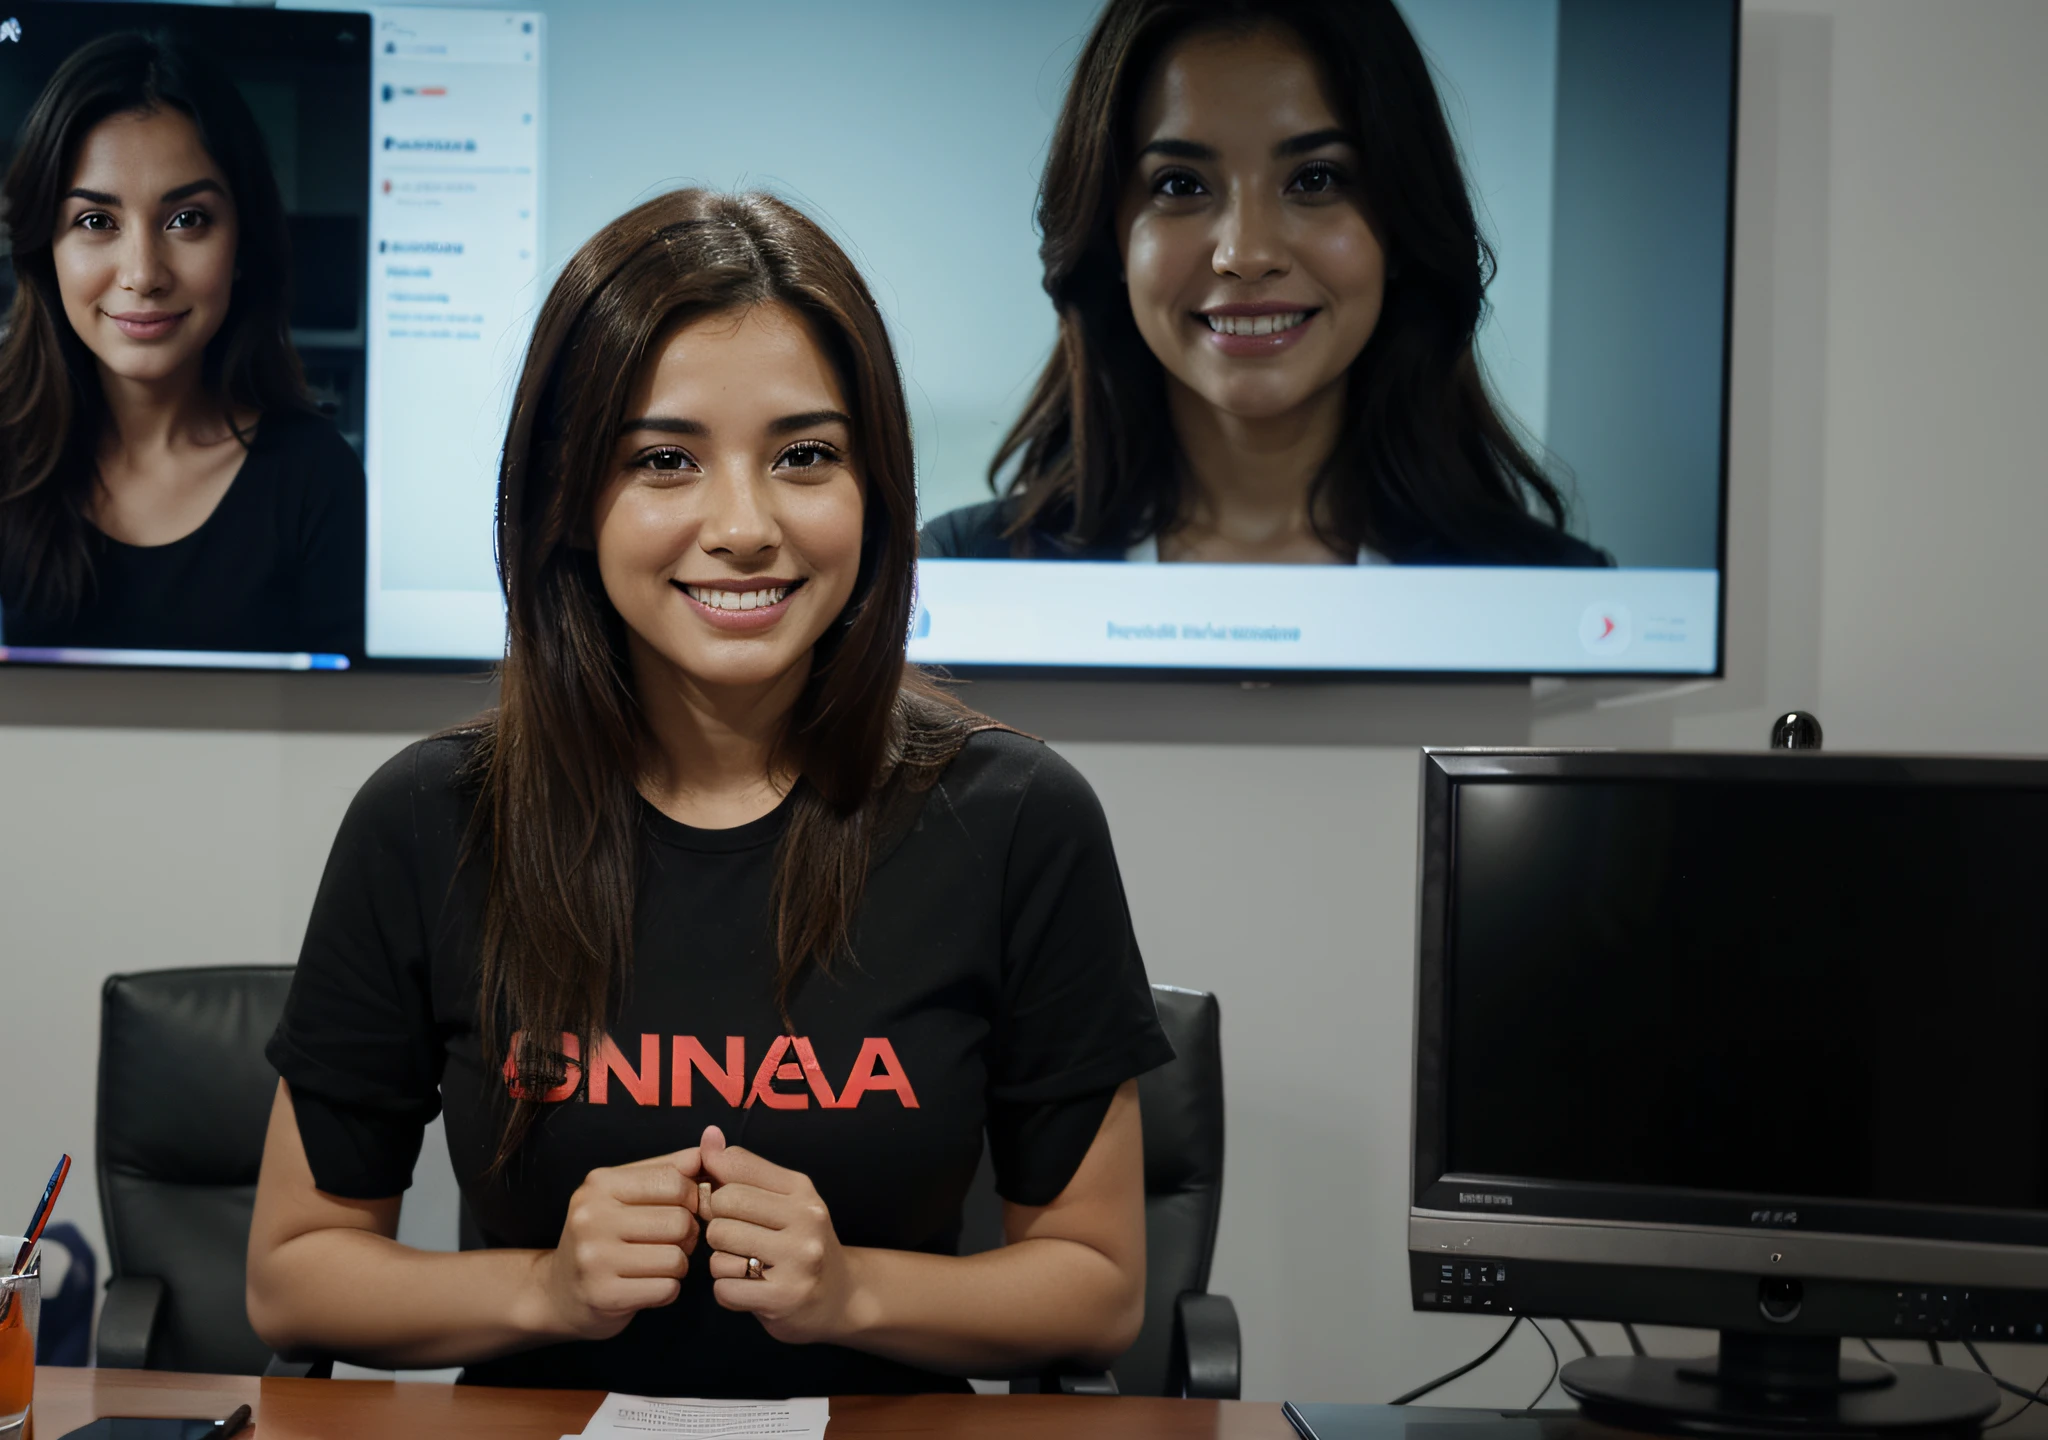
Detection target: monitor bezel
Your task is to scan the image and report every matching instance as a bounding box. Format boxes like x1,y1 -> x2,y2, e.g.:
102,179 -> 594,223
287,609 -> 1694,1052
1410,747 -> 2048,1282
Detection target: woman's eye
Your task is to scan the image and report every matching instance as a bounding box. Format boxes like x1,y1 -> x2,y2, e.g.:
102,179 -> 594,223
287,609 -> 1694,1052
635,446 -> 697,476
166,208 -> 210,230
74,212 -> 117,233
776,442 -> 842,473
1290,162 -> 1347,196
1153,170 -> 1206,200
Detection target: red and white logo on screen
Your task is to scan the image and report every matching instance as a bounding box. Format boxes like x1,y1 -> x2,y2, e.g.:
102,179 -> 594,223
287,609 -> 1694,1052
1578,603 -> 1632,656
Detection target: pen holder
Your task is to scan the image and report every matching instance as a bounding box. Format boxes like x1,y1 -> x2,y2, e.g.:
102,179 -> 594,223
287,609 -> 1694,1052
0,1240 -> 40,1438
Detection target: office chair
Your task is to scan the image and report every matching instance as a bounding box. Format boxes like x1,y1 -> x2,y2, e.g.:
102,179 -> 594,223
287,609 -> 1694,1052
961,983 -> 1240,1399
95,967 -> 295,1373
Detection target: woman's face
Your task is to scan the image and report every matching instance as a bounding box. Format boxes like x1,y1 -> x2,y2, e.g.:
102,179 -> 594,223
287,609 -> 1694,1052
1116,25 -> 1385,423
53,107 -> 240,391
594,303 -> 867,699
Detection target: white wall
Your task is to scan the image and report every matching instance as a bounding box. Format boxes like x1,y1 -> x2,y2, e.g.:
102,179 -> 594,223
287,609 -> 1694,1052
4,0 -> 2047,1405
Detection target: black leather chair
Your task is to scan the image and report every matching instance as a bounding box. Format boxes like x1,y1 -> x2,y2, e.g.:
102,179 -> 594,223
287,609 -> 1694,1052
96,966 -> 295,1373
961,983 -> 1240,1398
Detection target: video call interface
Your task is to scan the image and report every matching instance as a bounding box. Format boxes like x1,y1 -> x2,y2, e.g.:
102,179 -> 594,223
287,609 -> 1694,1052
0,0 -> 1735,676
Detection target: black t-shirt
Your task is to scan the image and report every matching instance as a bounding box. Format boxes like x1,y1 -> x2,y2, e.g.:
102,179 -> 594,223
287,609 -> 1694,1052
267,727 -> 1173,1397
0,408 -> 365,657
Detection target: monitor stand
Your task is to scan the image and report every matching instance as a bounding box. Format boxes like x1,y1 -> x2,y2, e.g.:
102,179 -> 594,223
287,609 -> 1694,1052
1560,1331 -> 2001,1436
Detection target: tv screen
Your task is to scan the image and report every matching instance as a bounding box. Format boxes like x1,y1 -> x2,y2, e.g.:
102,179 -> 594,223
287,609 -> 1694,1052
0,2 -> 538,671
1439,768 -> 2048,1244
0,0 -> 1733,677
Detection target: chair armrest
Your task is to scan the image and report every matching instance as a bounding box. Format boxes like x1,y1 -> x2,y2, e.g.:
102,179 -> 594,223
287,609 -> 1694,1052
95,1276 -> 164,1370
1172,1291 -> 1241,1400
1010,1368 -> 1120,1395
263,1354 -> 334,1379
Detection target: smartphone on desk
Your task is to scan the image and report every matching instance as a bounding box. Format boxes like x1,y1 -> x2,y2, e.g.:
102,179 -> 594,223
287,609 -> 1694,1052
54,1406 -> 251,1440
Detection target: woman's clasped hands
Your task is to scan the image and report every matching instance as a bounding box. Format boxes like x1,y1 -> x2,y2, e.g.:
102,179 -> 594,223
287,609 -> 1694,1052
532,1126 -> 863,1345
532,1148 -> 702,1340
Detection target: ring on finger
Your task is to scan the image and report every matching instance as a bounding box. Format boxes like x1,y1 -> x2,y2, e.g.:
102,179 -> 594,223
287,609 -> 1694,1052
745,1256 -> 765,1281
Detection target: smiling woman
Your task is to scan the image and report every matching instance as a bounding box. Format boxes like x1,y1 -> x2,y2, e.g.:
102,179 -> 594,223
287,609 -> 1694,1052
594,305 -> 869,742
0,31 -> 364,657
922,0 -> 1610,568
249,189 -> 1174,1399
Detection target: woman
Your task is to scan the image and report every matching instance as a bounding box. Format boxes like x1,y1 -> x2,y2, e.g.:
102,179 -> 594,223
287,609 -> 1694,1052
0,32 -> 365,657
247,189 -> 1170,1397
922,0 -> 1607,567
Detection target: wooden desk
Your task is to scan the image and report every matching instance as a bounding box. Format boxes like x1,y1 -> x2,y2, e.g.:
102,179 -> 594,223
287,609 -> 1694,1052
30,1367 -> 2048,1440
27,1367 -> 1299,1439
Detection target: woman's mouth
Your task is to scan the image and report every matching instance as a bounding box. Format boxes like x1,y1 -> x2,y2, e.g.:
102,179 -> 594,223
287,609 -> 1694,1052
674,577 -> 806,631
1204,310 -> 1311,337
1198,306 -> 1319,356
106,309 -> 189,341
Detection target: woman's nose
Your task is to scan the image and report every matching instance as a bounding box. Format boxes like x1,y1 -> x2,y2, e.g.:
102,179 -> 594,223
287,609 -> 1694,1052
1212,188 -> 1290,282
698,471 -> 782,557
114,230 -> 175,298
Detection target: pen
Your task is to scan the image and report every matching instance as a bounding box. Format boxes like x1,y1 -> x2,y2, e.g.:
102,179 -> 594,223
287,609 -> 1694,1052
0,1153 -> 70,1324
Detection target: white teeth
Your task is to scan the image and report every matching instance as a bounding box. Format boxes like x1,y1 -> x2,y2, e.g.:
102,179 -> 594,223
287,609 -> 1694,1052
684,585 -> 788,611
1206,311 -> 1309,337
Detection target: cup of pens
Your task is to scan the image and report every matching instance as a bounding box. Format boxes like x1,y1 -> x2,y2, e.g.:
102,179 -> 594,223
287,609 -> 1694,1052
0,1240 -> 38,1435
2,1155 -> 72,1437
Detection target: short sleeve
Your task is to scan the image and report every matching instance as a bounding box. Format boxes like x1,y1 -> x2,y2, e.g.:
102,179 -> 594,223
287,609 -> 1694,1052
985,744 -> 1174,1204
266,743 -> 444,1198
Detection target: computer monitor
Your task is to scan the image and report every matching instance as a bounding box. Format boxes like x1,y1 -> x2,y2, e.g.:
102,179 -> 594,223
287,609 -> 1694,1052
1408,749 -> 2046,1433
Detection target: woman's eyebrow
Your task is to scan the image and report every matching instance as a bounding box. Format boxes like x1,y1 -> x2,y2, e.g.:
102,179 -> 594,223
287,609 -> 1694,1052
1137,138 -> 1216,162
1275,127 -> 1353,157
63,179 -> 225,208
767,409 -> 851,437
161,178 -> 226,204
1138,130 -> 1352,162
620,410 -> 850,438
620,416 -> 706,436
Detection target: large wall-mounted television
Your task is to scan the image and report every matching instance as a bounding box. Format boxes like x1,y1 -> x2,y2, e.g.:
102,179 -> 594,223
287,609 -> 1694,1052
0,0 -> 1736,679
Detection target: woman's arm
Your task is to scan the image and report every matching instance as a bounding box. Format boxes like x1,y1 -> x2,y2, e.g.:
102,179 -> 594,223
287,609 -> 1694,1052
245,1081 -> 701,1368
699,1078 -> 1146,1374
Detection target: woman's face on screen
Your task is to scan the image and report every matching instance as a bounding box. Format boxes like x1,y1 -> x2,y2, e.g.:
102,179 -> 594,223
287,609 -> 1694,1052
593,303 -> 866,697
1115,24 -> 1385,425
52,107 -> 240,391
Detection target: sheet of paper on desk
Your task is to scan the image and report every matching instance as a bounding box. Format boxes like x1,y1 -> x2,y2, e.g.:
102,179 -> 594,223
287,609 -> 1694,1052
564,1393 -> 829,1440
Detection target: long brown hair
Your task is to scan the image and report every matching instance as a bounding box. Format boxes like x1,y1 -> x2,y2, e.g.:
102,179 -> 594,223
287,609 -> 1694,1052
473,189 -> 986,1164
0,31 -> 308,618
994,0 -> 1593,564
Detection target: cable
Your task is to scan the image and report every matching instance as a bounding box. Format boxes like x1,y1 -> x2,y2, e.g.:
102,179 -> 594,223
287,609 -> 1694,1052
1862,1338 -> 1888,1364
1927,1339 -> 1944,1366
1562,1319 -> 1595,1358
1527,1319 -> 1562,1410
1390,1316 -> 1523,1406
1621,1322 -> 1647,1356
1985,1366 -> 2048,1431
1964,1339 -> 2048,1410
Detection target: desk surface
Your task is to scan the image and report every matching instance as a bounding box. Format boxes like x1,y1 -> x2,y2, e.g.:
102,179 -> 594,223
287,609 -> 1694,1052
31,1366 -> 2048,1440
28,1367 -> 1298,1439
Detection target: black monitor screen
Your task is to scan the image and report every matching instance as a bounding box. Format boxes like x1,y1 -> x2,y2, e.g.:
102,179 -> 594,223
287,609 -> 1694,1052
1444,778 -> 2048,1219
